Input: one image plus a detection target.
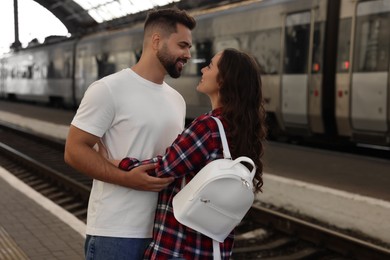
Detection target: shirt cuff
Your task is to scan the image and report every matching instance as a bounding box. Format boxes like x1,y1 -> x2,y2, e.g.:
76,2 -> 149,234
118,157 -> 140,171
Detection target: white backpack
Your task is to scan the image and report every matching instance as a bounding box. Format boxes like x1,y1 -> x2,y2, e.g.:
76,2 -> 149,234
172,116 -> 255,260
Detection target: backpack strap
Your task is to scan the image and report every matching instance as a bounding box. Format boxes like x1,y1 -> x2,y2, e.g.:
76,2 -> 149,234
211,116 -> 228,260
213,240 -> 221,260
211,116 -> 231,159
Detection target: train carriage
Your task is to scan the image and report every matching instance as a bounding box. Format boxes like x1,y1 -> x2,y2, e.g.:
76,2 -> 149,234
336,0 -> 390,145
0,37 -> 76,105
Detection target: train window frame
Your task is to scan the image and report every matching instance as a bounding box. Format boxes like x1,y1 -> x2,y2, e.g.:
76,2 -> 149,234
353,1 -> 390,73
283,11 -> 311,74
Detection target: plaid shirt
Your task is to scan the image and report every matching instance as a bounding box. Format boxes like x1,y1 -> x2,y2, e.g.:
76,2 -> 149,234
119,108 -> 234,259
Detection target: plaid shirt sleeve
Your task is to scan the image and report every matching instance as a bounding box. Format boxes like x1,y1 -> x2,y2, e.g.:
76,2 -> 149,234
118,116 -> 221,178
118,157 -> 159,171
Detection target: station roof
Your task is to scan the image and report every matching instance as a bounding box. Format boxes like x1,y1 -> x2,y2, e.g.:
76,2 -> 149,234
33,0 -> 229,35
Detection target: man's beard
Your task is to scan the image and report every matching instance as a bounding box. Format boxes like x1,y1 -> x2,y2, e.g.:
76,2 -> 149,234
157,44 -> 184,78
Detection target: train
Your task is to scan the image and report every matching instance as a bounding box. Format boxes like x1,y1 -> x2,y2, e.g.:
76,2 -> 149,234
1,0 -> 389,148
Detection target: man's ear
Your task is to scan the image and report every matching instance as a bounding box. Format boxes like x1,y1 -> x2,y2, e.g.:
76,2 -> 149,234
151,33 -> 161,50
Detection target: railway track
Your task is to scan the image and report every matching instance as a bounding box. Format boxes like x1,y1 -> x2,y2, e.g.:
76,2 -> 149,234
0,123 -> 91,222
0,123 -> 389,259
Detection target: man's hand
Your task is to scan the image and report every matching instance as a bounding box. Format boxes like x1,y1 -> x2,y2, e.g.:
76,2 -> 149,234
65,125 -> 173,191
124,164 -> 174,192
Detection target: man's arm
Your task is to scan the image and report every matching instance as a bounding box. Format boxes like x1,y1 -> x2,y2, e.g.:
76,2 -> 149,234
64,125 -> 173,191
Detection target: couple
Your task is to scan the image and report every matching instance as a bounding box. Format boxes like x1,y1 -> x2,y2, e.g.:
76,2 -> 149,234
64,7 -> 267,260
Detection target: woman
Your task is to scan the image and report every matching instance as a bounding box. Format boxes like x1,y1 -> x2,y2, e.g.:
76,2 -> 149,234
115,48 -> 266,259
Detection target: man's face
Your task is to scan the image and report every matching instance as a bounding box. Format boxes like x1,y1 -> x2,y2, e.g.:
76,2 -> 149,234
157,23 -> 192,78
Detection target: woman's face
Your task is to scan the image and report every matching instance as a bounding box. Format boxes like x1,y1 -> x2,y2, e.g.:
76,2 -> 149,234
196,52 -> 223,97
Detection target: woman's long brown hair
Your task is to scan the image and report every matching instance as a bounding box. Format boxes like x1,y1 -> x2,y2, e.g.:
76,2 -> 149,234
217,48 -> 267,192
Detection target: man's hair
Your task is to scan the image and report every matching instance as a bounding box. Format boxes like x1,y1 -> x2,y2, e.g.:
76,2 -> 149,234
144,7 -> 196,36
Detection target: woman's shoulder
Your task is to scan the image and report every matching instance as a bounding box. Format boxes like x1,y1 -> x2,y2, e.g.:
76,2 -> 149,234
190,112 -> 221,132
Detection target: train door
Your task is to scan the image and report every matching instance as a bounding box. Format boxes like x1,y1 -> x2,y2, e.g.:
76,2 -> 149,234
281,11 -> 312,133
351,0 -> 389,142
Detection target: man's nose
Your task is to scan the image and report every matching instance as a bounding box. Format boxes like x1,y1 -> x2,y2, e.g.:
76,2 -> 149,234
184,48 -> 191,59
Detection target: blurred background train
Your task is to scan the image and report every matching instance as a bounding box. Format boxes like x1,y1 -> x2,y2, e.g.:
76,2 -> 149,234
1,0 -> 389,148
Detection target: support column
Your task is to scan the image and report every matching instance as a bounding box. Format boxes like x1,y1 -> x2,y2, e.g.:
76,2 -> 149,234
11,0 -> 22,50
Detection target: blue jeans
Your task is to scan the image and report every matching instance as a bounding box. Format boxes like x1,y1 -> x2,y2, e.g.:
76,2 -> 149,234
85,235 -> 151,260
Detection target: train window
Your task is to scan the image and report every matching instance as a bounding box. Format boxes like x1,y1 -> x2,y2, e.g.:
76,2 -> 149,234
336,18 -> 352,73
95,53 -> 116,79
196,41 -> 212,74
47,50 -> 72,79
47,61 -> 56,78
26,65 -> 33,79
250,28 -> 281,75
11,67 -> 16,78
32,64 -> 41,79
183,41 -> 212,76
283,12 -> 311,74
354,1 -> 390,72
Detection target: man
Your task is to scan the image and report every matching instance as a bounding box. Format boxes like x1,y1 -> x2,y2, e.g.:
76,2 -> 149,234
64,8 -> 196,259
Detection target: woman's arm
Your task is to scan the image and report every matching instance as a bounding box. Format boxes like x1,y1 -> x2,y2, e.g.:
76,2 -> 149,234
119,117 -> 221,179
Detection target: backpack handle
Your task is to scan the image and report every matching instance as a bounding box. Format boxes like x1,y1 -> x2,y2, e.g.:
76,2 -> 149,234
223,156 -> 256,180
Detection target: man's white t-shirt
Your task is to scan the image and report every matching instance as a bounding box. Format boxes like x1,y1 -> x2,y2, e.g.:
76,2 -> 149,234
71,68 -> 185,238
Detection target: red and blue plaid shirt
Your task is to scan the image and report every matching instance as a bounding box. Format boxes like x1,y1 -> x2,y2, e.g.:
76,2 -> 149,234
119,108 -> 234,259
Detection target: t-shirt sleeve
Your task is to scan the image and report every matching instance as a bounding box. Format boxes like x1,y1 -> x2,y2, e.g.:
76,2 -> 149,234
71,80 -> 115,137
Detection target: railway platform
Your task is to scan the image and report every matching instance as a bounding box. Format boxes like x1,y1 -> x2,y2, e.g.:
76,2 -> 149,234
0,100 -> 389,252
0,166 -> 85,259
